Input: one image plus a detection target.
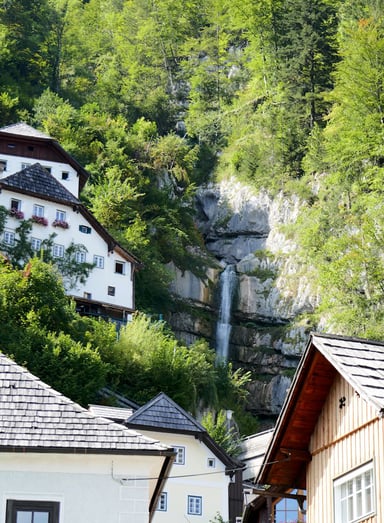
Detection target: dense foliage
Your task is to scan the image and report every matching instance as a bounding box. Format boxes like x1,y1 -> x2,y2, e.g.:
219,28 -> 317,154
1,0 -> 384,432
0,259 -> 256,435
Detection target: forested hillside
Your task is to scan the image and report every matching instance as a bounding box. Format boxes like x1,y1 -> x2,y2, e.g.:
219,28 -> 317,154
1,0 -> 384,430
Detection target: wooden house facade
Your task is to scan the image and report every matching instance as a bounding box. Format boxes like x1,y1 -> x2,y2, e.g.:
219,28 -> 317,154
243,333 -> 384,523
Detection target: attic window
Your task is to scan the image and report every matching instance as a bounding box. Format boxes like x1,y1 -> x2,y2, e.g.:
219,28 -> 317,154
108,286 -> 115,296
42,166 -> 52,174
174,446 -> 185,465
0,160 -> 7,172
79,225 -> 91,234
115,261 -> 125,275
207,458 -> 216,468
62,171 -> 69,180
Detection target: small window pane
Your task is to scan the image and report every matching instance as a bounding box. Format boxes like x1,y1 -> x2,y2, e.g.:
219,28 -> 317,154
55,210 -> 66,222
4,231 -> 15,245
94,255 -> 104,269
53,244 -> 64,258
33,205 -> 44,217
108,286 -> 115,296
16,512 -> 32,523
75,251 -> 86,263
115,261 -> 125,274
34,513 -> 49,523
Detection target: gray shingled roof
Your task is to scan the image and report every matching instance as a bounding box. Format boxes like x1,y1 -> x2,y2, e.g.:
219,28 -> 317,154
0,123 -> 51,139
0,353 -> 172,454
313,333 -> 384,413
126,392 -> 205,433
0,163 -> 79,205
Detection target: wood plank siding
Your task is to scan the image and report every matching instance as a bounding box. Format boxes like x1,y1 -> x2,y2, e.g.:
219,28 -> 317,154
308,373 -> 383,522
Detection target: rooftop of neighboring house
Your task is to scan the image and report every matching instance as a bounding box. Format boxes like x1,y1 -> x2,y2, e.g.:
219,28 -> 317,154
0,352 -> 173,455
257,332 -> 384,491
90,392 -> 243,473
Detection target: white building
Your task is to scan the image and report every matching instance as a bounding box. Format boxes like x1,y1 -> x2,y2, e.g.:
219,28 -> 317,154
0,353 -> 175,523
90,393 -> 244,523
0,122 -> 140,323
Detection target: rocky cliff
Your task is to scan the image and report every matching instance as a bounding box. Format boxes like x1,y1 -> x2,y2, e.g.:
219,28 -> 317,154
168,179 -> 319,426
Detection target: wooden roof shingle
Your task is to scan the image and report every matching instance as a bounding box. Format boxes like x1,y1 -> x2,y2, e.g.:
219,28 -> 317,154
0,163 -> 79,205
0,353 -> 173,455
126,392 -> 205,434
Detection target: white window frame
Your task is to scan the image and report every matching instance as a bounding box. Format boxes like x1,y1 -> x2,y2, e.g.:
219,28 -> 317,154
52,244 -> 64,258
33,204 -> 45,218
31,237 -> 42,251
55,210 -> 66,222
75,251 -> 86,263
157,492 -> 167,511
187,495 -> 202,516
334,461 -> 375,523
94,255 -> 104,269
3,231 -> 15,245
174,446 -> 185,465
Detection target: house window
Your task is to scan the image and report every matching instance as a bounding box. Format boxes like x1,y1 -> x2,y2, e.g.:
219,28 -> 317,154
174,446 -> 185,465
84,292 -> 92,300
33,204 -> 44,218
31,238 -> 42,251
11,199 -> 21,211
108,286 -> 115,296
21,163 -> 31,169
42,166 -> 52,174
6,500 -> 60,523
52,244 -> 64,258
3,231 -> 15,245
187,496 -> 202,516
75,251 -> 86,263
115,261 -> 125,274
61,172 -> 69,180
207,458 -> 216,468
274,492 -> 305,523
79,225 -> 91,234
334,462 -> 375,523
94,255 -> 104,269
55,210 -> 66,222
157,492 -> 167,511
0,159 -> 7,172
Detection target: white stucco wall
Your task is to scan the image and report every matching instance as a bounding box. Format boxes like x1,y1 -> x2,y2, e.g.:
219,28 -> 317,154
0,190 -> 134,311
140,431 -> 230,523
0,452 -> 164,523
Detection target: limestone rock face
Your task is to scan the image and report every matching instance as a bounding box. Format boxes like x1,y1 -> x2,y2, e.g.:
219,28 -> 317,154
168,179 -> 319,423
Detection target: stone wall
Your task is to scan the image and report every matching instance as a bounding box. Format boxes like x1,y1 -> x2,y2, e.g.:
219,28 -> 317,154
167,179 -> 319,424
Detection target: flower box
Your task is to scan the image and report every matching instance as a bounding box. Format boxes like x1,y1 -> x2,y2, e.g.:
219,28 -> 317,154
31,215 -> 48,226
9,209 -> 24,219
52,219 -> 69,229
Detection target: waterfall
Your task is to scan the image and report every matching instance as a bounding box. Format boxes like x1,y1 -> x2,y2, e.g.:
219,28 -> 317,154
216,265 -> 237,363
